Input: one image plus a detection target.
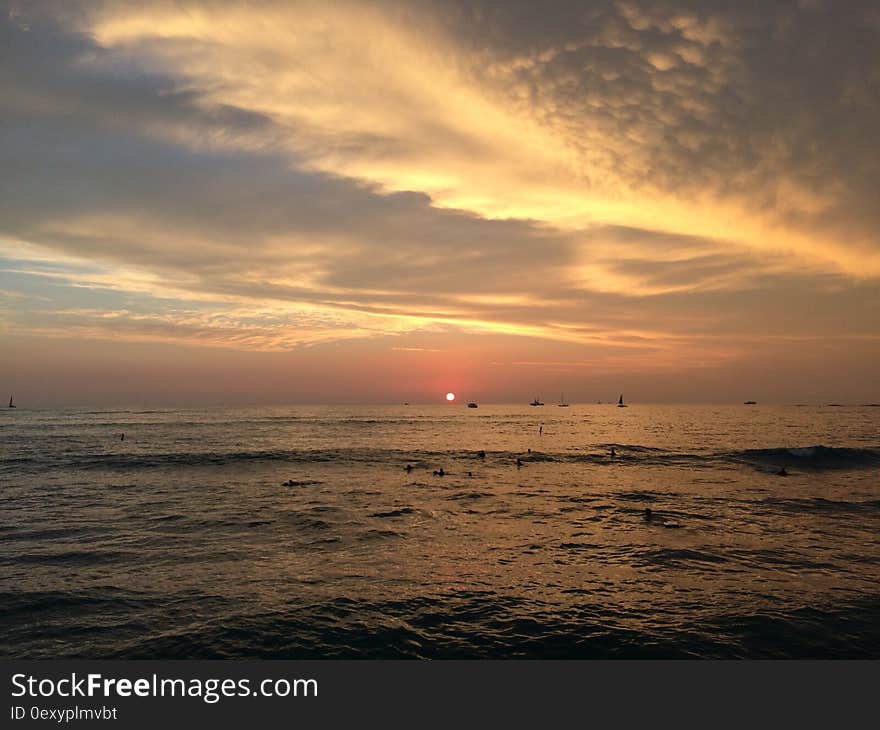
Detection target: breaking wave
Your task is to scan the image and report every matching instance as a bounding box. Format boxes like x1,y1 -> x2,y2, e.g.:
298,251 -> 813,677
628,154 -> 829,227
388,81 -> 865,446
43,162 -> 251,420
728,445 -> 880,470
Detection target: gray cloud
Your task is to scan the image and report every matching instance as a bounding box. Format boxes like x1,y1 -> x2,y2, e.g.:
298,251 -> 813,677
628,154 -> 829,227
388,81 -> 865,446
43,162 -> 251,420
439,0 -> 880,247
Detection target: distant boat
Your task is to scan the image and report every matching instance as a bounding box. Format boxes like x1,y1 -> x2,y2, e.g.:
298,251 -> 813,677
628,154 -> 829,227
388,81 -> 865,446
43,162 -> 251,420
467,402 -> 478,408
617,394 -> 627,408
744,400 -> 757,405
8,395 -> 15,409
530,397 -> 544,406
558,393 -> 569,407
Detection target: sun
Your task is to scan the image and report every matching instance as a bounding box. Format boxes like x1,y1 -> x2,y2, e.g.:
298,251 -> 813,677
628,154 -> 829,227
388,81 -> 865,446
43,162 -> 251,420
445,392 -> 456,402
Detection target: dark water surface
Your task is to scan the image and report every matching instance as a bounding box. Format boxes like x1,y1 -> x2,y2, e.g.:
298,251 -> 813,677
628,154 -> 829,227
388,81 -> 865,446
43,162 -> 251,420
2,404 -> 878,658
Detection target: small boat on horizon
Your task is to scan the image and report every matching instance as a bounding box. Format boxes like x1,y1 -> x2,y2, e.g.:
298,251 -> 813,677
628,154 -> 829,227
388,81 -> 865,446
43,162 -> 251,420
558,393 -> 569,407
617,394 -> 627,408
8,395 -> 15,409
467,402 -> 478,408
744,400 -> 757,405
530,397 -> 544,406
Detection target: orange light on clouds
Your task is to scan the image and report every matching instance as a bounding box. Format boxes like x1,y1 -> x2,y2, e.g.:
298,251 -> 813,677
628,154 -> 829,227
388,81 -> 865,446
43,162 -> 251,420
3,2 -> 879,408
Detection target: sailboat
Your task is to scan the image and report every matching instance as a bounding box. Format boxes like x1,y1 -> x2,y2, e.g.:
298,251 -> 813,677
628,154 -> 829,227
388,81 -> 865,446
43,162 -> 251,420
558,393 -> 569,407
617,394 -> 627,408
530,396 -> 544,406
8,395 -> 15,409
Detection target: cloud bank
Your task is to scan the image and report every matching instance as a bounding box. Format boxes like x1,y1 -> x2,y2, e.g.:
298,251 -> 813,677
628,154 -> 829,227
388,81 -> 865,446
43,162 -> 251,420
1,0 -> 878,402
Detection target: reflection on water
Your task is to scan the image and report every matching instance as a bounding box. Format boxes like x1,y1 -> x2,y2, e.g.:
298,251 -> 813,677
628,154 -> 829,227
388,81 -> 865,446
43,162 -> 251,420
1,404 -> 878,658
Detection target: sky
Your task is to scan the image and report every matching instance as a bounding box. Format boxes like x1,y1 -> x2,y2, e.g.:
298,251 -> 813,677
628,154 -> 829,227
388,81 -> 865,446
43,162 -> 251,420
1,0 -> 879,406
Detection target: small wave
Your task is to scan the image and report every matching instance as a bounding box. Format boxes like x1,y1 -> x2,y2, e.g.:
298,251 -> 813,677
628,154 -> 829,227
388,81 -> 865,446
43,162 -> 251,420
1,526 -> 111,542
615,491 -> 662,502
760,497 -> 880,513
639,547 -> 728,568
0,588 -> 158,619
559,542 -> 601,550
606,444 -> 671,453
371,507 -> 415,518
0,550 -> 132,566
447,491 -> 494,501
358,528 -> 403,540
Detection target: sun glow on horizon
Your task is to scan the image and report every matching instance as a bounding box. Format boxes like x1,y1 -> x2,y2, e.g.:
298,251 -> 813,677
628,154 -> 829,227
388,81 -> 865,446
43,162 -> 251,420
445,392 -> 456,402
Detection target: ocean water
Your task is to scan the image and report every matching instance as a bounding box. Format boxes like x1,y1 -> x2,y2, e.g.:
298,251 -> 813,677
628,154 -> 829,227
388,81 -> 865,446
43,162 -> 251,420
1,404 -> 879,659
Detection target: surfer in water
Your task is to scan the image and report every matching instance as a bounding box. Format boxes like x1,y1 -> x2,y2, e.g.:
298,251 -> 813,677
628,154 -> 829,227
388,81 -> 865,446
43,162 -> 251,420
776,467 -> 788,476
477,450 -> 486,459
516,458 -> 523,469
539,425 -> 543,436
610,446 -> 616,458
404,464 -> 413,473
120,433 -> 125,441
433,468 -> 445,477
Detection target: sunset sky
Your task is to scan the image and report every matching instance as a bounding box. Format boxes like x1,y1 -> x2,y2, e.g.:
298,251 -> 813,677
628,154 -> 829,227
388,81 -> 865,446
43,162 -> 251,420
2,0 -> 879,406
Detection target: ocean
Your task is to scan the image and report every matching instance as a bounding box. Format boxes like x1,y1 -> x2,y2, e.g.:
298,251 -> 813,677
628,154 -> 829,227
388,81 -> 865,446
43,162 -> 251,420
1,404 -> 879,659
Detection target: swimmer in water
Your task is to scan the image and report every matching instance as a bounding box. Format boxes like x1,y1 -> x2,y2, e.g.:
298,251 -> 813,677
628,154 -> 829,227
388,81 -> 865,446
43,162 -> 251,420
404,464 -> 413,473
610,446 -> 616,457
516,458 -> 523,468
776,467 -> 788,476
433,468 -> 445,477
643,507 -> 653,521
539,425 -> 543,436
528,448 -> 531,455
120,433 -> 125,441
477,450 -> 486,459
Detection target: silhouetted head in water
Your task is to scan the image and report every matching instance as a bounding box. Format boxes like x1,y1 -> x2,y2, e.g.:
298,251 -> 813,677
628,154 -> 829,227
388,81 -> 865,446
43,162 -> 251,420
467,471 -> 472,477
477,450 -> 486,459
610,447 -> 616,457
644,508 -> 653,520
404,464 -> 413,472
776,467 -> 788,476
